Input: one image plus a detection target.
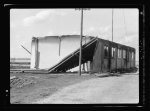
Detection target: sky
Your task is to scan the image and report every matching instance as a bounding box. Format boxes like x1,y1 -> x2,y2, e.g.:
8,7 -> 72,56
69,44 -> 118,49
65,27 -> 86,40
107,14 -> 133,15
10,8 -> 139,61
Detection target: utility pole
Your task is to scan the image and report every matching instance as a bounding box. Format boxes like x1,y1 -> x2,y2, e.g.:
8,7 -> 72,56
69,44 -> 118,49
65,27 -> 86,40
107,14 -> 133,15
110,9 -> 114,73
112,9 -> 114,42
79,8 -> 83,76
75,8 -> 90,76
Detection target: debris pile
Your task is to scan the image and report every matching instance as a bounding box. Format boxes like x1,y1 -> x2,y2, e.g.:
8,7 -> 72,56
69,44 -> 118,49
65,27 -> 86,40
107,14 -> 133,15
10,76 -> 37,88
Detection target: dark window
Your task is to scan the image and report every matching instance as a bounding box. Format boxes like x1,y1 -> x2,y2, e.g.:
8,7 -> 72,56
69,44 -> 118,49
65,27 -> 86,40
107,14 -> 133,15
111,47 -> 116,58
118,48 -> 121,58
118,49 -> 119,58
127,51 -> 130,61
123,50 -> 126,59
129,51 -> 132,60
131,52 -> 134,60
104,45 -> 109,57
129,52 -> 131,60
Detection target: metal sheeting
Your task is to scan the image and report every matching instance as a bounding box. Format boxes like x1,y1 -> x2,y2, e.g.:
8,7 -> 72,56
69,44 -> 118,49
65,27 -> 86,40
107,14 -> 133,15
31,35 -> 93,69
48,37 -> 98,73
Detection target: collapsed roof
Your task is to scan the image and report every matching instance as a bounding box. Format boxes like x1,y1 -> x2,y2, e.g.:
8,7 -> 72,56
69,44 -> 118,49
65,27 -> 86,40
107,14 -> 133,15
48,37 -> 98,72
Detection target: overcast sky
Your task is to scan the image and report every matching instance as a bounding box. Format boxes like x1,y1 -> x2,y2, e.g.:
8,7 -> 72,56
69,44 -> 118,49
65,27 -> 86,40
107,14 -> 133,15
10,8 -> 139,61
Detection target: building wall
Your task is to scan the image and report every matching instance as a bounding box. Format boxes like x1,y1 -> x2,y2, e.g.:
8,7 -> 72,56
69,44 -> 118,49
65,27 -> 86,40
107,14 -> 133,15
30,37 -> 36,69
30,35 -> 91,69
90,39 -> 136,73
91,40 -> 104,73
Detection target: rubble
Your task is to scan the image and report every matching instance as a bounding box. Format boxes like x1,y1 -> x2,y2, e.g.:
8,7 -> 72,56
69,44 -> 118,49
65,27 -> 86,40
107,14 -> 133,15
10,76 -> 37,89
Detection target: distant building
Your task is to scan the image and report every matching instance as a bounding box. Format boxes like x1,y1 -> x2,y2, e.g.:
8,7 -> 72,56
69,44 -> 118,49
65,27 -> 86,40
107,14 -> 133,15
10,58 -> 30,69
10,58 -> 30,63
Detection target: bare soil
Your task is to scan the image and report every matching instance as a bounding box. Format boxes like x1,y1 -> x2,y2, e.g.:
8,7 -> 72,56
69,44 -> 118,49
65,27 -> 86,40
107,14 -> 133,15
34,73 -> 139,104
10,72 -> 97,104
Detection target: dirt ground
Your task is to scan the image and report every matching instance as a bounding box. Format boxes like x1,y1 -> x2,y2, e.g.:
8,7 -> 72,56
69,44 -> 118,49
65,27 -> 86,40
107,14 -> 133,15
10,72 -> 97,104
10,72 -> 139,104
34,73 -> 139,104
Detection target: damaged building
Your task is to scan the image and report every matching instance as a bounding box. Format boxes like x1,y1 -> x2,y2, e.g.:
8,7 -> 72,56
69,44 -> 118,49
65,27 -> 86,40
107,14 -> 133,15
30,35 -> 136,73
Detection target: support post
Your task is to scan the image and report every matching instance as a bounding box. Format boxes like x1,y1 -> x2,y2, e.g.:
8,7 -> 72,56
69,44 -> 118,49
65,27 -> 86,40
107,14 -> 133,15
79,9 -> 83,76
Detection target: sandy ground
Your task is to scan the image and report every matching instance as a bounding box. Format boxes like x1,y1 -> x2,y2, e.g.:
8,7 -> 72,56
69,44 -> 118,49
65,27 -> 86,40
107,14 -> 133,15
33,73 -> 139,104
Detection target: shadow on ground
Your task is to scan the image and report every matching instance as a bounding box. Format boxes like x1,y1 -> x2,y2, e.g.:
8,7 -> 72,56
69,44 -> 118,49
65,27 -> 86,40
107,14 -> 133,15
95,73 -> 122,78
94,71 -> 139,78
